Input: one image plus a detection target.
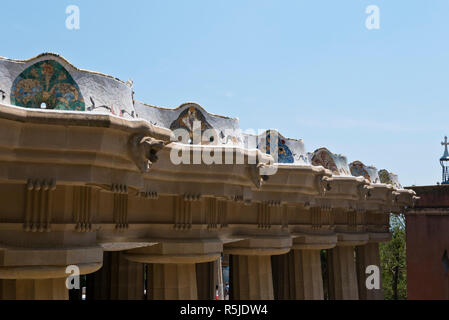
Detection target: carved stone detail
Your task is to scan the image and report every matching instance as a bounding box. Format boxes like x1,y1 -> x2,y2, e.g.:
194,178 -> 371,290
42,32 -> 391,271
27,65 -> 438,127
281,205 -> 289,229
248,163 -> 270,189
129,134 -> 166,173
23,179 -> 56,233
204,198 -> 228,230
316,175 -> 332,196
205,198 -> 218,230
137,191 -> 158,200
310,207 -> 321,229
392,191 -> 400,204
257,202 -> 271,229
366,212 -> 390,233
267,200 -> 281,207
173,194 -> 200,230
73,186 -> 93,232
112,184 -> 129,231
320,206 -> 334,228
218,200 -> 228,228
358,184 -> 372,200
184,194 -> 201,202
347,209 -> 357,231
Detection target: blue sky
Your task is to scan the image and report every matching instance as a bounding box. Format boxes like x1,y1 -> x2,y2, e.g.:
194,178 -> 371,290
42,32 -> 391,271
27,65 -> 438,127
1,0 -> 448,186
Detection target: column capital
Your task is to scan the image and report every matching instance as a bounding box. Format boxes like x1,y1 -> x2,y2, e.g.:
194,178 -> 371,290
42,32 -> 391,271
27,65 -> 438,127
0,246 -> 103,280
123,240 -> 222,264
368,232 -> 392,243
336,233 -> 369,246
223,236 -> 291,256
291,233 -> 337,250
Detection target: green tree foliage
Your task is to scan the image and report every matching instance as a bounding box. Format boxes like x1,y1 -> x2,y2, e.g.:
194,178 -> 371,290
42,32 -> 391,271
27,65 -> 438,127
379,214 -> 407,300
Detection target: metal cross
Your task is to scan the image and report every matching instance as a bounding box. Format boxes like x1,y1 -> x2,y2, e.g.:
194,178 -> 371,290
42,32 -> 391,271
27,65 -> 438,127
442,136 -> 449,148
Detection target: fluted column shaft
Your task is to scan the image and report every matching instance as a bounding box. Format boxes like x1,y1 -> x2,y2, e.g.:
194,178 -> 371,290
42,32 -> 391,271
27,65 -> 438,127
292,250 -> 324,300
147,263 -> 198,300
86,251 -> 144,300
0,278 -> 68,300
196,258 -> 224,300
196,261 -> 214,300
356,243 -> 384,300
328,246 -> 359,300
272,250 -> 324,300
231,255 -> 274,300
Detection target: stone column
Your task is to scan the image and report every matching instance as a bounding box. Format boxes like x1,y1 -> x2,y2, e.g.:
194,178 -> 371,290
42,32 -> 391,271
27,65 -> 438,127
124,240 -> 223,301
0,278 -> 69,300
272,233 -> 336,300
226,236 -> 292,301
196,261 -> 213,300
271,252 -> 291,300
86,253 -> 111,300
326,233 -> 369,300
110,252 -> 144,300
290,249 -> 324,300
147,263 -> 197,300
86,251 -> 144,300
0,246 -> 102,301
328,246 -> 359,300
356,242 -> 384,300
231,255 -> 274,300
196,258 -> 224,300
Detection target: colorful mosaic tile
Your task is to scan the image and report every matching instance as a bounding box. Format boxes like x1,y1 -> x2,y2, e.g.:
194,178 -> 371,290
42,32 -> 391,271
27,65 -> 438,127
258,132 -> 294,164
379,169 -> 402,188
10,60 -> 85,111
311,148 -> 338,173
379,169 -> 394,185
350,161 -> 371,181
170,106 -> 214,143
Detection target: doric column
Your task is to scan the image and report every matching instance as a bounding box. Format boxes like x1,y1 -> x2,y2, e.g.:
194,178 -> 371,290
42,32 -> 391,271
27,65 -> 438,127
328,246 -> 359,300
196,262 -> 213,300
0,247 -> 102,301
225,235 -> 292,300
271,252 -> 291,299
0,278 -> 68,300
86,251 -> 144,300
196,258 -> 224,300
124,240 -> 222,301
356,242 -> 384,300
110,252 -> 144,300
272,233 -> 336,300
147,263 -> 197,300
326,232 -> 369,300
231,255 -> 274,300
291,250 -> 324,300
86,252 -> 111,300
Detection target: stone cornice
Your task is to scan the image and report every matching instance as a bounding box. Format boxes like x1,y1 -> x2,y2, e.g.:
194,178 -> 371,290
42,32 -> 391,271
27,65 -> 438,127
0,103 -> 173,141
0,103 -> 414,212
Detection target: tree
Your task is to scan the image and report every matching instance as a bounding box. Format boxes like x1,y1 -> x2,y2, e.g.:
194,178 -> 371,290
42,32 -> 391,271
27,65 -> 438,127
379,213 -> 407,300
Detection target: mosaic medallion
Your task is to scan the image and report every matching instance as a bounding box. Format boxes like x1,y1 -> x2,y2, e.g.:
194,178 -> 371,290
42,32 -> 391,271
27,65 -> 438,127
350,161 -> 371,181
311,148 -> 339,173
379,169 -> 393,185
170,106 -> 214,143
10,60 -> 85,111
258,132 -> 294,164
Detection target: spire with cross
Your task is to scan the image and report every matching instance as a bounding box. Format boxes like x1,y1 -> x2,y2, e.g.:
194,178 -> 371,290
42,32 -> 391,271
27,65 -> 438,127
440,136 -> 449,184
442,136 -> 449,159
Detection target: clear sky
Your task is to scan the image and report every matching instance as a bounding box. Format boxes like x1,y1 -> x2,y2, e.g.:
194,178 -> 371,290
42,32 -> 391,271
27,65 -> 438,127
1,0 -> 448,187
